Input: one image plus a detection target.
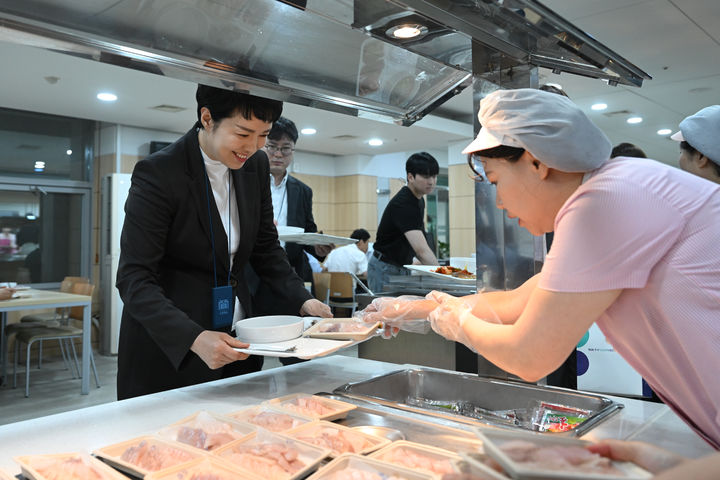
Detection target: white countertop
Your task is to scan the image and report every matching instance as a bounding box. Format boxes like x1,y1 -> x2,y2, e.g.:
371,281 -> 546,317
0,356 -> 713,475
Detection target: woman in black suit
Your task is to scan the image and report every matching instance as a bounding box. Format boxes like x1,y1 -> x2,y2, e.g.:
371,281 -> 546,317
116,85 -> 331,399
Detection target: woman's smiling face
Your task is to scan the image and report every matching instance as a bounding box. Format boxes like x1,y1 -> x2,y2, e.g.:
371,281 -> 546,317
199,107 -> 272,169
481,153 -> 557,236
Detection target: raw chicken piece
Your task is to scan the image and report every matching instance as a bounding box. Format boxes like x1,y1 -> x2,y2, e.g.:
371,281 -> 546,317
328,467 -> 406,480
120,440 -> 194,471
499,440 -> 625,475
221,442 -> 306,480
295,426 -> 371,455
176,425 -> 236,450
379,447 -> 454,474
34,457 -> 106,480
442,473 -> 499,480
282,397 -> 336,417
247,411 -> 301,432
317,322 -> 367,333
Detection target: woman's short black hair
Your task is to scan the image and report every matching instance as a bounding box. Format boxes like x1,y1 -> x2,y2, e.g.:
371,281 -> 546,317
681,141 -> 720,176
406,152 -> 439,176
268,117 -> 298,143
467,145 -> 525,181
195,84 -> 282,125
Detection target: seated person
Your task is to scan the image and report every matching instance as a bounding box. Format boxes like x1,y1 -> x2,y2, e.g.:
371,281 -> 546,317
323,229 -> 370,277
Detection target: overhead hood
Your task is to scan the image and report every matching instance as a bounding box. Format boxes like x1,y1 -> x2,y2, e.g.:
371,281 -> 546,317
0,0 -> 650,125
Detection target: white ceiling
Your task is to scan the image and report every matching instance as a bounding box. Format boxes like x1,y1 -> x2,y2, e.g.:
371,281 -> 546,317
1,0 -> 718,166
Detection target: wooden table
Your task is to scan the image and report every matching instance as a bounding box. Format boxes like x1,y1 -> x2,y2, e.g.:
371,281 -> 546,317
0,289 -> 92,394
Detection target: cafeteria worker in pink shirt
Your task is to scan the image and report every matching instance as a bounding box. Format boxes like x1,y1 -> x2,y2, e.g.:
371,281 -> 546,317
363,89 -> 720,470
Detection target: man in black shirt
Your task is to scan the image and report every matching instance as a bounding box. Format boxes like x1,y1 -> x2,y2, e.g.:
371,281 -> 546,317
369,152 -> 439,293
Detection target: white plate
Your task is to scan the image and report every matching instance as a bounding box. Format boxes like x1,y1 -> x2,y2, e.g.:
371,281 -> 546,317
278,233 -> 357,246
277,226 -> 304,236
235,315 -> 304,343
234,337 -> 354,359
403,265 -> 477,284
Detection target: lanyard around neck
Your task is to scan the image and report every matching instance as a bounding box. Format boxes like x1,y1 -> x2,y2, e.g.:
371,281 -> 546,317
203,164 -> 232,287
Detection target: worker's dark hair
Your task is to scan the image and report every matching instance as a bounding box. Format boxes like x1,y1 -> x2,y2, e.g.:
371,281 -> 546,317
611,142 -> 647,159
539,84 -> 569,98
681,140 -> 720,176
467,146 -> 526,182
195,84 -> 282,126
406,152 -> 439,176
268,117 -> 299,143
350,228 -> 370,242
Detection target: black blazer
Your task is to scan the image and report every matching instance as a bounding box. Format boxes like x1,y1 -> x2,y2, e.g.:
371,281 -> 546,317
116,125 -> 311,399
284,175 -> 319,282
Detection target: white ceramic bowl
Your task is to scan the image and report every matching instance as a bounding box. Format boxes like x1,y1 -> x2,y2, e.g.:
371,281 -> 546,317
234,315 -> 304,343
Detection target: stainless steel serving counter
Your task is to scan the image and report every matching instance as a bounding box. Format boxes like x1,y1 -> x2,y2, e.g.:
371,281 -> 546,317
0,356 -> 713,475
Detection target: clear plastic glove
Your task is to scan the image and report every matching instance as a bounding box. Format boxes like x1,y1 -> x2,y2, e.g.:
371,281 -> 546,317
354,295 -> 437,338
587,440 -> 688,474
426,291 -> 501,352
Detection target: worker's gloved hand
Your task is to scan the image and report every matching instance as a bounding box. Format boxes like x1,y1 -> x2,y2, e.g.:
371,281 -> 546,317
354,295 -> 437,338
426,291 -> 500,352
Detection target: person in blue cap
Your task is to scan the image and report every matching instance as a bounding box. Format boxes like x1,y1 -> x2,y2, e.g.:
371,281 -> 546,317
671,105 -> 720,184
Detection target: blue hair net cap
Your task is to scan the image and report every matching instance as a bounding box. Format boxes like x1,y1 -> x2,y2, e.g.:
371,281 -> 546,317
462,88 -> 612,172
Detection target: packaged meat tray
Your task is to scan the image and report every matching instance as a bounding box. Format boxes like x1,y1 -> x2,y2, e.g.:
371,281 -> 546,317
303,318 -> 381,341
212,428 -> 330,480
94,435 -> 205,478
145,457 -> 261,480
228,404 -> 315,432
0,469 -> 14,480
306,453 -> 435,480
266,393 -> 356,421
455,451 -> 512,480
286,420 -> 390,457
369,440 -> 460,478
14,453 -> 129,480
473,428 -> 652,480
157,410 -> 256,452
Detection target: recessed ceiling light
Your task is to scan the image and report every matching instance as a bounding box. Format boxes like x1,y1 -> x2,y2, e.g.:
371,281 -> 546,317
301,128 -> 317,135
657,129 -> 672,135
627,116 -> 643,124
386,24 -> 428,39
368,138 -> 383,146
97,92 -> 117,102
34,161 -> 45,168
66,149 -> 72,155
591,103 -> 607,111
25,213 -> 37,220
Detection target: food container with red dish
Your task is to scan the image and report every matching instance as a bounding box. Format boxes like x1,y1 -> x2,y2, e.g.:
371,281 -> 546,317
14,453 -> 129,480
473,428 -> 652,480
265,393 -> 356,421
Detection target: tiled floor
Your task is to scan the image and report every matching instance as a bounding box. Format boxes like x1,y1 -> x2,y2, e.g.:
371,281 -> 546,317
0,346 -> 357,426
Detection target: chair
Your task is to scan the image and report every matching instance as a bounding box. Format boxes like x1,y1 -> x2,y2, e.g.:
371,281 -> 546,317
312,272 -> 331,304
6,276 -> 89,371
327,272 -> 358,316
12,282 -> 100,397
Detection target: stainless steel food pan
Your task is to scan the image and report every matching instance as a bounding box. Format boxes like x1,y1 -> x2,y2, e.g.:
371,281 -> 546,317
334,368 -> 622,436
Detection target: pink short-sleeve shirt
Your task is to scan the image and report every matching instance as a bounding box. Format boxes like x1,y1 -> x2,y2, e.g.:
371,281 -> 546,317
540,157 -> 720,448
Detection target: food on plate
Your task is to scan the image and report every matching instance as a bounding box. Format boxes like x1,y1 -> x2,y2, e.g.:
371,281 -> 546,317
498,440 -> 625,475
432,266 -> 476,279
377,447 -> 454,475
160,411 -> 249,450
282,396 -> 336,417
245,410 -> 305,432
220,442 -> 305,479
316,321 -> 369,333
326,467 -> 408,480
31,456 -> 110,480
120,440 -> 195,471
293,425 -> 372,455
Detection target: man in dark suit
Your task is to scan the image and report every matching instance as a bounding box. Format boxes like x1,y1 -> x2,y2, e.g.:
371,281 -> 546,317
116,86 -> 331,400
249,118 -> 332,314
